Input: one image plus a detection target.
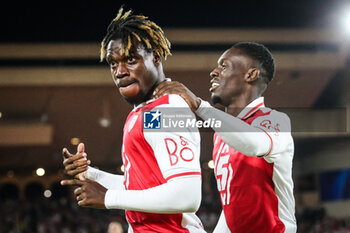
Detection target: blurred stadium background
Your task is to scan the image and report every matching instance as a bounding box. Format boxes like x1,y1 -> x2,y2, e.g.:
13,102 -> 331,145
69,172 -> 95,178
1,1 -> 350,232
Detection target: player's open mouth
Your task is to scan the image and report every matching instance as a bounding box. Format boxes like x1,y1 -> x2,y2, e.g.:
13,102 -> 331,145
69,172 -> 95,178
209,79 -> 219,92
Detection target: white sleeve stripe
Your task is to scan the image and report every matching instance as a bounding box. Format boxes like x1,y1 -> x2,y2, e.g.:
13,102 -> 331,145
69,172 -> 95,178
165,171 -> 201,181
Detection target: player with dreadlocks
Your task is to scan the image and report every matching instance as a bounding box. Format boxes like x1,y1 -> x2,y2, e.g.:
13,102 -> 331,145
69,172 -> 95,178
100,7 -> 171,62
61,7 -> 206,233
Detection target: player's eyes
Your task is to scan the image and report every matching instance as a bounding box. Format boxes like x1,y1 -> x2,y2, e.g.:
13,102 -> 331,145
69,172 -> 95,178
127,56 -> 136,63
109,61 -> 118,67
106,57 -> 117,66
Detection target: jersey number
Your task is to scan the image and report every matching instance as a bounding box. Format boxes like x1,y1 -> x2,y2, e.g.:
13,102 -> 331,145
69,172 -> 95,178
215,144 -> 233,206
123,153 -> 131,189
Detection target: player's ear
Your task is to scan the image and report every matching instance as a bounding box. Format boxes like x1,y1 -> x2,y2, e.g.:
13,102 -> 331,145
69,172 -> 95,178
245,68 -> 260,83
153,52 -> 161,66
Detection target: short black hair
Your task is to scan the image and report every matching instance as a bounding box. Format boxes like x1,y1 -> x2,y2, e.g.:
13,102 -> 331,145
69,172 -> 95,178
232,42 -> 275,84
100,7 -> 171,61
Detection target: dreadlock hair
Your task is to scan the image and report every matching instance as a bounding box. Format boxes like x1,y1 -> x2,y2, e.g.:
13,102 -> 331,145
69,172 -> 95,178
100,7 -> 171,62
232,42 -> 275,84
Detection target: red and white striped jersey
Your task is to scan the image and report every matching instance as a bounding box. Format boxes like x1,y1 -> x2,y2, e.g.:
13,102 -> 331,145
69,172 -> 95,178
212,97 -> 297,233
122,94 -> 204,233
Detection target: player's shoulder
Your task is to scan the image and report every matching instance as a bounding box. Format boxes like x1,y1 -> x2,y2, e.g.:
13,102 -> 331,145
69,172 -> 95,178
270,109 -> 291,123
253,108 -> 291,132
151,94 -> 190,108
168,94 -> 190,108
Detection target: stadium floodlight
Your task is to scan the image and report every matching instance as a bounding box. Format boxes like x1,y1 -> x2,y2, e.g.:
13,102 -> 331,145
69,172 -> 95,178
36,168 -> 45,176
70,137 -> 80,146
44,189 -> 52,198
344,13 -> 350,32
340,7 -> 350,34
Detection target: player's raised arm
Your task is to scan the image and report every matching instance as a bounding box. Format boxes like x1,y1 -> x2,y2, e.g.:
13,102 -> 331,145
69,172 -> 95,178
153,81 -> 201,112
152,81 -> 272,157
195,100 -> 272,157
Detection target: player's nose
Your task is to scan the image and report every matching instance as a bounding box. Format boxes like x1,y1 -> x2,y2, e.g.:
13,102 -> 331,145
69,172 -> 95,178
116,63 -> 129,79
210,67 -> 219,78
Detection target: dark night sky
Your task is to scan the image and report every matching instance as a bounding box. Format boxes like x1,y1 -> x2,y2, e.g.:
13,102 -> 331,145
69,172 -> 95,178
1,0 -> 349,42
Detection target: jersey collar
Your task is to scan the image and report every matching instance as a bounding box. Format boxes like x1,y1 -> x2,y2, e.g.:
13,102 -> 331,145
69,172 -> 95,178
237,97 -> 265,120
133,98 -> 156,111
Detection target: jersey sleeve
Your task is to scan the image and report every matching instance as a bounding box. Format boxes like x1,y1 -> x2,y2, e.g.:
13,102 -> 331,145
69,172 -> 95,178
104,175 -> 202,213
143,94 -> 202,181
195,100 -> 271,157
250,110 -> 294,162
85,166 -> 125,190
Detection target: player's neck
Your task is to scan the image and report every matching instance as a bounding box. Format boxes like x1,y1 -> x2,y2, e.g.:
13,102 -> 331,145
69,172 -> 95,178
225,91 -> 261,116
133,77 -> 167,107
147,78 -> 167,101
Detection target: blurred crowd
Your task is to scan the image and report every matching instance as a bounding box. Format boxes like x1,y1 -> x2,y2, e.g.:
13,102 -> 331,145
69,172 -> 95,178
0,197 -> 125,233
1,182 -> 350,233
297,206 -> 350,233
0,182 -> 222,233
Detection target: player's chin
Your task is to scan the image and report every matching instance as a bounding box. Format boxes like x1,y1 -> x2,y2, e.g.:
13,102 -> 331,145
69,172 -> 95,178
121,89 -> 146,105
211,93 -> 222,105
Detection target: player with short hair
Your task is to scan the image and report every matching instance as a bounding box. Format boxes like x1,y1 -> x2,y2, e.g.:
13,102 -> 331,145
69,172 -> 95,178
61,7 -> 205,233
153,42 -> 297,233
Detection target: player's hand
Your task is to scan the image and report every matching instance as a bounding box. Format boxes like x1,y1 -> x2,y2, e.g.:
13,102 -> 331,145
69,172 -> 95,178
62,143 -> 91,180
60,179 -> 107,209
153,81 -> 201,111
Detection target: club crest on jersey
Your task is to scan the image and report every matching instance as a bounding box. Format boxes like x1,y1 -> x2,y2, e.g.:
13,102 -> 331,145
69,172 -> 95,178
143,110 -> 161,129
